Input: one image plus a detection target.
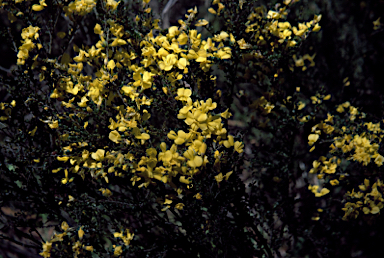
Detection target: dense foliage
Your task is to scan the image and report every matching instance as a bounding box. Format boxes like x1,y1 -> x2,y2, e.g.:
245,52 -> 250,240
1,0 -> 384,257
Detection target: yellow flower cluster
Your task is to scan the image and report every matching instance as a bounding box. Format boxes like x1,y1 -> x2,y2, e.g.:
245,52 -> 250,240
307,112 -> 334,151
307,98 -> 384,220
47,1 -> 243,195
40,220 -> 133,257
32,0 -> 47,11
310,93 -> 331,105
17,25 -> 41,65
125,91 -> 241,191
39,221 -> 93,258
7,0 -> 326,253
245,5 -> 321,49
208,0 -> 225,15
373,17 -> 382,30
308,184 -> 330,197
343,179 -> 384,220
113,228 -> 134,247
64,0 -> 97,16
0,100 -> 16,121
292,53 -> 316,71
331,134 -> 384,166
105,0 -> 120,11
309,156 -> 338,177
336,101 -> 359,121
249,96 -> 275,115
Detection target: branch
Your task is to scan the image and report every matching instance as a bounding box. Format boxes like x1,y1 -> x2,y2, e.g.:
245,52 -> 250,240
0,233 -> 40,249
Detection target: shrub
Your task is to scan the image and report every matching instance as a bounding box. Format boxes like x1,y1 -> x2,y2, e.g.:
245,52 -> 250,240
0,0 -> 383,257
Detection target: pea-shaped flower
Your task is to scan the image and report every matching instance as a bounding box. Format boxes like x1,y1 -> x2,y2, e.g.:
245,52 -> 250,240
308,134 -> 319,146
167,130 -> 189,145
183,148 -> 203,168
176,88 -> 192,102
91,149 -> 105,161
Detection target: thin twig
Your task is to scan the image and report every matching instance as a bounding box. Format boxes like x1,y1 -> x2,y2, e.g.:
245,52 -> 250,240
0,66 -> 11,74
7,27 -> 18,52
45,22 -> 52,55
0,233 -> 40,249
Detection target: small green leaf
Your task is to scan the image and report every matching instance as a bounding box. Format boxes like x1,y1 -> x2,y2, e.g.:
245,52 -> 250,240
15,180 -> 23,188
7,164 -> 15,171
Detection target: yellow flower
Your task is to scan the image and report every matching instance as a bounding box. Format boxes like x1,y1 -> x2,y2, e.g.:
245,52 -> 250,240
91,149 -> 105,161
67,0 -> 97,16
312,23 -> 321,32
132,127 -> 150,142
237,38 -> 251,49
121,229 -> 134,246
29,126 -> 38,136
208,7 -> 216,14
323,94 -> 331,100
215,47 -> 231,59
184,148 -> 203,168
61,221 -> 69,231
374,154 -> 384,166
32,0 -> 46,12
176,88 -> 192,101
21,25 -> 40,40
48,120 -> 58,129
267,10 -> 280,19
168,130 -> 189,145
297,101 -> 306,110
77,96 -> 89,107
191,140 -> 207,154
371,206 -> 380,214
195,48 -> 210,63
336,105 -> 345,113
85,246 -> 94,252
373,17 -> 381,30
61,169 -> 73,184
195,19 -> 209,27
224,171 -> 233,180
239,0 -> 245,9
158,54 -> 177,71
308,185 -> 330,197
39,241 -> 52,258
106,0 -> 120,10
215,173 -> 224,184
177,58 -> 188,70
100,188 -> 112,197
109,130 -> 122,143
133,70 -> 155,90
113,245 -> 123,256
180,176 -> 192,184
221,109 -> 232,119
175,203 -> 185,210
107,60 -> 116,70
217,3 -> 225,13
57,156 -> 70,162
330,179 -> 339,186
78,227 -> 84,240
94,24 -> 103,35
234,141 -> 244,153
111,38 -> 127,46
41,241 -> 52,252
223,135 -> 234,148
308,134 -> 319,146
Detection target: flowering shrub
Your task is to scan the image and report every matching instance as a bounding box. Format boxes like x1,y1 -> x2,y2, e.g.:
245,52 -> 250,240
0,0 -> 384,257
